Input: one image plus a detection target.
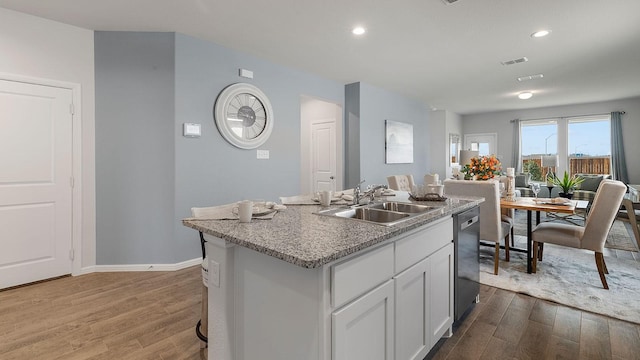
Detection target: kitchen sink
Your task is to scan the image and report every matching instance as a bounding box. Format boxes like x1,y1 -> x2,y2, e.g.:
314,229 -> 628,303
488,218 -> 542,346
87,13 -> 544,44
368,202 -> 435,214
333,207 -> 410,223
316,201 -> 444,226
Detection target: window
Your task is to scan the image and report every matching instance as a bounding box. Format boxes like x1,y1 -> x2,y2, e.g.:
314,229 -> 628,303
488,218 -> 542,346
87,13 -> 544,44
519,115 -> 611,181
568,115 -> 611,175
520,119 -> 558,181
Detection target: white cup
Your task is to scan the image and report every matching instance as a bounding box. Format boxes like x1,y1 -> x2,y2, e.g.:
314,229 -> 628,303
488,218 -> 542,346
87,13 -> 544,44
238,200 -> 253,223
319,190 -> 333,206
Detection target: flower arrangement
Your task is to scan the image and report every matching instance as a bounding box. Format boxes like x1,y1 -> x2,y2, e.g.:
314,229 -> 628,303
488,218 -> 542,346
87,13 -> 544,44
462,154 -> 502,180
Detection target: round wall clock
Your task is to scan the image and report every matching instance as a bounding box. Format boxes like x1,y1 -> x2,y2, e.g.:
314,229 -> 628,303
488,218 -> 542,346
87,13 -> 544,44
214,83 -> 274,149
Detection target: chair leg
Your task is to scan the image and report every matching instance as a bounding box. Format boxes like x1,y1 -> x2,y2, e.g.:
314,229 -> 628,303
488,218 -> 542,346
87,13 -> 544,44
494,243 -> 500,275
595,252 -> 609,290
538,243 -> 544,261
504,235 -> 510,262
510,227 -> 515,247
532,241 -> 538,273
603,256 -> 609,274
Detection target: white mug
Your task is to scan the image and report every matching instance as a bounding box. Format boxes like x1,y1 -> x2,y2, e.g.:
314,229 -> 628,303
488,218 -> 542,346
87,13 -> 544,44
319,190 -> 333,206
238,200 -> 253,223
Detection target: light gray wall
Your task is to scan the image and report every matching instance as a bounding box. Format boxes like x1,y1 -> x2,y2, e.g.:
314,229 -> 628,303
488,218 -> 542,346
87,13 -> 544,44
96,32 -> 345,264
462,96 -> 640,183
429,110 -> 446,178
173,34 -> 344,263
345,83 -> 361,187
95,32 -> 176,264
346,82 -> 430,188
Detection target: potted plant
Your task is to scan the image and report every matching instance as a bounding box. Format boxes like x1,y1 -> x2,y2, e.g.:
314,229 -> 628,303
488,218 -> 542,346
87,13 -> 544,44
551,171 -> 584,199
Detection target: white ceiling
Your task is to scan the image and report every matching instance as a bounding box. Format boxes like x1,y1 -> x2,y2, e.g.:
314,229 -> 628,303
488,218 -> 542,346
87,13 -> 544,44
2,0 -> 640,114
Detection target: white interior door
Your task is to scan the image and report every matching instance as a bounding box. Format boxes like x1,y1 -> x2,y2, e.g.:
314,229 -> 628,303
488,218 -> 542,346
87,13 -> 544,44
311,120 -> 336,193
0,79 -> 73,289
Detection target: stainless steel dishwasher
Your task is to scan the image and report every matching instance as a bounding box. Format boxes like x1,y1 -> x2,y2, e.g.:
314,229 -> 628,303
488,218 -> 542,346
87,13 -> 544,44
453,206 -> 480,321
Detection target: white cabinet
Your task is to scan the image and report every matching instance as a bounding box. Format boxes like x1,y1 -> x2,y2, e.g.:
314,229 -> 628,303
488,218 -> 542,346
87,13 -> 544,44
332,218 -> 454,360
332,279 -> 395,360
428,243 -> 454,348
394,258 -> 429,360
394,242 -> 454,360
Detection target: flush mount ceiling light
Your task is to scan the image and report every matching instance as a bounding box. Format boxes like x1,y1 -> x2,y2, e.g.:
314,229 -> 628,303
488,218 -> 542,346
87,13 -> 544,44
531,30 -> 551,38
352,26 -> 366,35
518,92 -> 533,100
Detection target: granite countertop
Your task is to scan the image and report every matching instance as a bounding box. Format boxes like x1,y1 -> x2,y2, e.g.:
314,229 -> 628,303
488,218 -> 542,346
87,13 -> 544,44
183,193 -> 482,269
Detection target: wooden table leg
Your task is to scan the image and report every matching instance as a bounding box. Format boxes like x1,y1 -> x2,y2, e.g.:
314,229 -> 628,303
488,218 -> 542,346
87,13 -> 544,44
527,210 -> 532,273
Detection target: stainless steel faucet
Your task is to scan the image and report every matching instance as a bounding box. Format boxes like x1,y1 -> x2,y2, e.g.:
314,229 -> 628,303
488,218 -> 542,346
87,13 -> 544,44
353,180 -> 366,205
353,181 -> 387,205
363,184 -> 388,202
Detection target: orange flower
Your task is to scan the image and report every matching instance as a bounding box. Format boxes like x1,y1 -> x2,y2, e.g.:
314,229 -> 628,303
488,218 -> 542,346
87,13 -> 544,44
462,154 -> 502,180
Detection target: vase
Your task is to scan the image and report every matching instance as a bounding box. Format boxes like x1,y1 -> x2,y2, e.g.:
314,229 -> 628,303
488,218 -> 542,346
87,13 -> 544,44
558,192 -> 573,199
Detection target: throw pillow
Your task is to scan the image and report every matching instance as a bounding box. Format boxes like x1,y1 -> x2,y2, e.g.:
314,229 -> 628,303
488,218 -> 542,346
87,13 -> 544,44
578,175 -> 603,192
515,173 -> 530,188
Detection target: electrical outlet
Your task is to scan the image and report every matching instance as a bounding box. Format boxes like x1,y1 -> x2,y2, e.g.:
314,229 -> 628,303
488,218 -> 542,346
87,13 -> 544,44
210,260 -> 220,287
257,150 -> 270,159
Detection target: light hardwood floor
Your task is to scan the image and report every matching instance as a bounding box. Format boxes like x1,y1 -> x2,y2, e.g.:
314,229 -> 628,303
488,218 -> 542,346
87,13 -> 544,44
427,284 -> 640,360
0,267 -> 204,360
2,265 -> 640,360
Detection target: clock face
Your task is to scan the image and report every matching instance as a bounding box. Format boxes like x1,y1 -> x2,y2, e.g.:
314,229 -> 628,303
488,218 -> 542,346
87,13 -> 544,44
214,83 -> 274,149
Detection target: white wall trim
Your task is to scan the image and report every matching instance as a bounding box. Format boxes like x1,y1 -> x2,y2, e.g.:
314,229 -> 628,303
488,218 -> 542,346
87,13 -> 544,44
81,257 -> 202,274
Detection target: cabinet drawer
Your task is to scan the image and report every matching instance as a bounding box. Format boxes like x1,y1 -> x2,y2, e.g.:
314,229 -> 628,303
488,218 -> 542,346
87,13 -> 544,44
395,218 -> 453,273
331,243 -> 394,308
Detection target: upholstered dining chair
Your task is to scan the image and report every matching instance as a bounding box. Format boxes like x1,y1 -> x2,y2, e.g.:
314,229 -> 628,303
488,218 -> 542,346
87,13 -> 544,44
387,175 -> 416,192
444,179 -> 512,275
498,176 -> 517,246
531,179 -> 627,289
616,198 -> 640,250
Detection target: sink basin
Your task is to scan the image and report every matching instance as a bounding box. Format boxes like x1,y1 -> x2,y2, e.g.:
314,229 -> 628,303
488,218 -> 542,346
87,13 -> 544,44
369,202 -> 435,214
333,207 -> 410,224
315,200 -> 445,226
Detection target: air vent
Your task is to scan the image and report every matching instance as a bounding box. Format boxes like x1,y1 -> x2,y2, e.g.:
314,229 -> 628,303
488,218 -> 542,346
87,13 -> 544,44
442,0 -> 460,4
501,57 -> 529,66
517,74 -> 544,82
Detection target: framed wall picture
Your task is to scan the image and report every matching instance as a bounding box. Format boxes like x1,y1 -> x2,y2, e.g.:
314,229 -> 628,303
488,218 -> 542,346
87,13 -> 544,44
385,120 -> 414,164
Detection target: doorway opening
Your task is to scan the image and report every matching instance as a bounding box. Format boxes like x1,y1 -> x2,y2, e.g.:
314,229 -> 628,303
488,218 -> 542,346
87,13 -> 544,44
300,96 -> 343,194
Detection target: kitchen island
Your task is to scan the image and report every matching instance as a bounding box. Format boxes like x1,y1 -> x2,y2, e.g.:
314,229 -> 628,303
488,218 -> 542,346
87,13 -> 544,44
183,193 -> 481,360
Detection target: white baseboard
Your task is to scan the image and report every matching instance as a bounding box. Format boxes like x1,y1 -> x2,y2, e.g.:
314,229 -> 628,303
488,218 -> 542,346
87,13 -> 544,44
83,257 -> 202,273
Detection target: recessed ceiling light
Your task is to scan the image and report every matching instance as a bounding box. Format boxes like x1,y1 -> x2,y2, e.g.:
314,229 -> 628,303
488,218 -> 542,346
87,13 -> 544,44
518,92 -> 533,100
352,27 -> 366,35
531,30 -> 551,38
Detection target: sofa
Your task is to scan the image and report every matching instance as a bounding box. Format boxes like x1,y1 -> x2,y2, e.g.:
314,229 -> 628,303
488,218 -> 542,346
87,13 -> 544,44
515,173 -> 610,203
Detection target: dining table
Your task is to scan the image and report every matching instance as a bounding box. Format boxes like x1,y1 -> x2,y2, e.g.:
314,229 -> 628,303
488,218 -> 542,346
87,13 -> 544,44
500,197 -> 578,273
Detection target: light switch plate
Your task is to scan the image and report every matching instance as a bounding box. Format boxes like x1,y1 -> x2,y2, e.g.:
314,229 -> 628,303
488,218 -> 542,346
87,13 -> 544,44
257,149 -> 269,159
183,123 -> 201,137
239,68 -> 254,79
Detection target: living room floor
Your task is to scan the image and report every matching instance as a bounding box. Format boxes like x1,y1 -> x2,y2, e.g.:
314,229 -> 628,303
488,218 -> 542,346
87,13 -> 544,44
427,281 -> 640,360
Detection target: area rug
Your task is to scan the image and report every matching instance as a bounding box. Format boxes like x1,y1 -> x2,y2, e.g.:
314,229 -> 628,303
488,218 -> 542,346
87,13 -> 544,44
479,238 -> 640,324
512,209 -> 638,252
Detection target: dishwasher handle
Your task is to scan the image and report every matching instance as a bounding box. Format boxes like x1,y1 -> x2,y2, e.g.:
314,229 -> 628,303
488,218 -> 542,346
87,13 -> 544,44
460,216 -> 479,231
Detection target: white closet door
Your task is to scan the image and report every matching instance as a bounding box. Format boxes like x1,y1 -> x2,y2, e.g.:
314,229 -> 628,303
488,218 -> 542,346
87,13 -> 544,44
0,79 -> 73,289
